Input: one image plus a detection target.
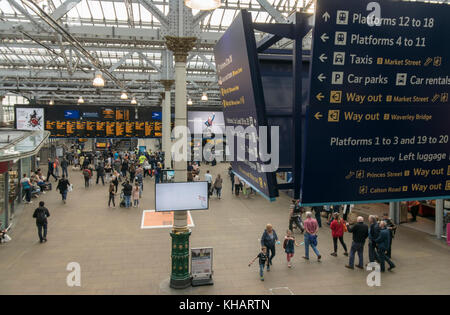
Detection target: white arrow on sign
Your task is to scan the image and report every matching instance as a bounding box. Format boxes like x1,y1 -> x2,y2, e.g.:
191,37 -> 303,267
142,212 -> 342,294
319,54 -> 328,63
317,73 -> 326,82
322,12 -> 330,22
321,33 -> 329,42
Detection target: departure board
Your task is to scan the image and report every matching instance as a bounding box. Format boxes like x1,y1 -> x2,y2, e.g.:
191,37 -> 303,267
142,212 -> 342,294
16,105 -> 187,138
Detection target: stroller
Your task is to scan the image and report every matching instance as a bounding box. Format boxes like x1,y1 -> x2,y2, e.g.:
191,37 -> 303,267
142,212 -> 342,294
0,222 -> 12,244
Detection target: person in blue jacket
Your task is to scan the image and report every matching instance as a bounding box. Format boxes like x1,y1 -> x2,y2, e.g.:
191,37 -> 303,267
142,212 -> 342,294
375,221 -> 396,272
260,224 -> 279,270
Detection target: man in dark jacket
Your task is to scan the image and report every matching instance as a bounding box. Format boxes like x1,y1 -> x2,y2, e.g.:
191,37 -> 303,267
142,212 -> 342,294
368,215 -> 380,264
345,216 -> 369,269
56,175 -> 70,203
60,157 -> 69,178
312,206 -> 323,228
122,180 -> 133,208
32,201 -> 50,243
46,158 -> 58,182
375,221 -> 396,272
96,163 -> 105,185
382,213 -> 396,258
260,224 -> 279,270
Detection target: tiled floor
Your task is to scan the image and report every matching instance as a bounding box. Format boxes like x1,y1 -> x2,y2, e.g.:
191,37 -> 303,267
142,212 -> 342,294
0,163 -> 449,295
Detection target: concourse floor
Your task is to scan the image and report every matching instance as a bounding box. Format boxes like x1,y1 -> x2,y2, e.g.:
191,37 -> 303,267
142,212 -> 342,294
0,163 -> 449,295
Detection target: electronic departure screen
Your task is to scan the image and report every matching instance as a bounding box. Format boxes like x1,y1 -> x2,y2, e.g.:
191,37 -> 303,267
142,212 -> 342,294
23,105 -> 164,138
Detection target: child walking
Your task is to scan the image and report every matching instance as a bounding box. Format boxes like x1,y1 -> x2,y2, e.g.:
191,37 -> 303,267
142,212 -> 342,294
132,182 -> 140,207
283,230 -> 300,268
248,246 -> 269,281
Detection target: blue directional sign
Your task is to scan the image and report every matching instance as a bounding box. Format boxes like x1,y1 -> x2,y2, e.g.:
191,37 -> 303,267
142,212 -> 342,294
301,0 -> 450,205
214,10 -> 278,200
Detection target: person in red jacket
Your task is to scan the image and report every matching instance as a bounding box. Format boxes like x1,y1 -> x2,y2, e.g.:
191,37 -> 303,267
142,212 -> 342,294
330,213 -> 348,257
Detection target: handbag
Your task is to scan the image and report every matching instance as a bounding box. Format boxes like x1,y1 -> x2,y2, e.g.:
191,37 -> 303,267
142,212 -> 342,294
68,184 -> 73,192
342,219 -> 348,232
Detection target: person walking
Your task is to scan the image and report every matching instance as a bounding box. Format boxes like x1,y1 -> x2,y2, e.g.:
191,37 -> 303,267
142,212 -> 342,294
368,215 -> 381,264
303,212 -> 321,261
129,163 -> 136,183
122,180 -> 132,208
108,182 -> 116,208
382,213 -> 397,258
408,201 -> 420,222
112,171 -> 119,193
56,175 -> 70,204
46,158 -> 58,182
248,246 -> 269,281
228,167 -> 235,193
96,163 -> 105,185
60,157 -> 69,178
330,213 -> 348,257
132,183 -> 140,208
375,221 -> 396,272
54,157 -> 60,177
82,166 -> 91,188
288,199 -> 304,233
283,230 -> 300,268
234,176 -> 241,196
260,224 -> 279,270
20,173 -> 33,204
312,206 -> 323,228
32,201 -> 50,243
345,216 -> 369,270
213,174 -> 223,199
205,170 -> 213,196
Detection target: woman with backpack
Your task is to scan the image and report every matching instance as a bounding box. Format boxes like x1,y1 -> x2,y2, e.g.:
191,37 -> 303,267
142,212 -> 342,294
82,166 -> 91,188
330,213 -> 349,257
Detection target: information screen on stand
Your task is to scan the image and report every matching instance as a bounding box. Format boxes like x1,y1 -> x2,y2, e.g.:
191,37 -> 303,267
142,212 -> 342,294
301,0 -> 450,205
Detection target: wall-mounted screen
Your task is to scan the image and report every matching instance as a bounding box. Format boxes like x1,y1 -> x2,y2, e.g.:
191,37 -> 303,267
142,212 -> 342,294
188,111 -> 225,136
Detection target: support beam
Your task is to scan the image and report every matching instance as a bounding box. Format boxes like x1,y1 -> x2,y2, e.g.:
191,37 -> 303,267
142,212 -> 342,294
138,0 -> 169,29
256,0 -> 287,23
6,0 -> 49,33
108,52 -> 134,72
51,0 -> 82,20
193,10 -> 213,25
138,52 -> 162,73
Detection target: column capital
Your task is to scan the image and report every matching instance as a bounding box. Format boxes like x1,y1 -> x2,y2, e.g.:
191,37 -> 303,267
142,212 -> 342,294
159,79 -> 175,91
165,36 -> 197,63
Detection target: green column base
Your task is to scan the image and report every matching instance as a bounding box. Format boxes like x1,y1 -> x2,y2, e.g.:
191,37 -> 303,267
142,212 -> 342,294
170,230 -> 191,289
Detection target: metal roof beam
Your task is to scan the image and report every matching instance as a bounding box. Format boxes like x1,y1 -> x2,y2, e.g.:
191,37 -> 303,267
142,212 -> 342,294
51,0 -> 82,21
256,0 -> 287,23
138,0 -> 169,29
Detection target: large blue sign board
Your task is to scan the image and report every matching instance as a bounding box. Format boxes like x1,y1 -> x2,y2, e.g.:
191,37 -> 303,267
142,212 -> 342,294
301,0 -> 450,205
214,11 -> 278,200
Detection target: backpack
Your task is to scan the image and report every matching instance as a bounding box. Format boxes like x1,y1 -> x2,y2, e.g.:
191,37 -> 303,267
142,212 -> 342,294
83,169 -> 90,178
283,238 -> 288,249
36,208 -> 47,224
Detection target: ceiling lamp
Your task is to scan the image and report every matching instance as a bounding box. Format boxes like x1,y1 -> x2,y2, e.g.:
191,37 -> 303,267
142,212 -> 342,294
184,0 -> 221,10
120,91 -> 128,100
130,97 -> 137,105
187,98 -> 193,106
201,92 -> 208,101
92,71 -> 105,87
77,96 -> 84,104
49,99 -> 54,105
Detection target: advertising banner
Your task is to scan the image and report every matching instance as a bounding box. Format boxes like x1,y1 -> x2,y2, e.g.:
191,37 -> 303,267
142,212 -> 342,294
15,108 -> 44,131
301,0 -> 450,205
191,247 -> 213,280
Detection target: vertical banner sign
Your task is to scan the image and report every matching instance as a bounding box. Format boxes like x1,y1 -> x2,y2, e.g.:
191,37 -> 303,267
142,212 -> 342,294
214,11 -> 278,200
301,0 -> 450,205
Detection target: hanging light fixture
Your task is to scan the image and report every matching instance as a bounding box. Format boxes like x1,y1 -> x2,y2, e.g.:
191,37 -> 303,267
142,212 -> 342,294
120,91 -> 128,100
201,92 -> 208,101
49,99 -> 54,105
185,0 -> 221,10
77,96 -> 84,104
187,98 -> 193,106
130,97 -> 137,105
92,71 -> 105,87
